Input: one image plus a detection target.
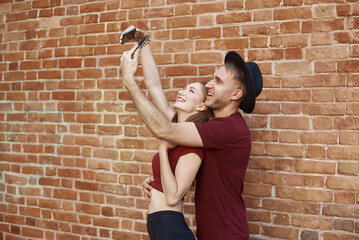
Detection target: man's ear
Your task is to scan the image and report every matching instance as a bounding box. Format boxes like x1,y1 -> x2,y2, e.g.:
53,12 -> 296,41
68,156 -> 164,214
196,103 -> 208,112
231,88 -> 243,101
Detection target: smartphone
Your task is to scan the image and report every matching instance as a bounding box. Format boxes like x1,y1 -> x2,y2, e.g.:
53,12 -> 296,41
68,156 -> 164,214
131,35 -> 150,59
121,27 -> 136,44
138,35 -> 150,49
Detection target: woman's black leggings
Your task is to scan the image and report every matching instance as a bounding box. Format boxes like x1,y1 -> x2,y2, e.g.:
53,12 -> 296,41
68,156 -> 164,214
147,210 -> 196,240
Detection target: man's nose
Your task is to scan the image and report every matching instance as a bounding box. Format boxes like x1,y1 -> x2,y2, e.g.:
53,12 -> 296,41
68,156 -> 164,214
205,80 -> 213,88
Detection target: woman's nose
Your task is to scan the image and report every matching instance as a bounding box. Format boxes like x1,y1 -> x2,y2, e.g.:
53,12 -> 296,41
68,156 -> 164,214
179,89 -> 186,95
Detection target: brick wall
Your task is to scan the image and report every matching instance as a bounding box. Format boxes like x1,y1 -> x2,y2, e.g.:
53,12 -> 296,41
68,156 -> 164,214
1,0 -> 359,239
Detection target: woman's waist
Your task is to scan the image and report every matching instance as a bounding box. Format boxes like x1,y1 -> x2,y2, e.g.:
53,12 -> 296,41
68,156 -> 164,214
148,188 -> 183,214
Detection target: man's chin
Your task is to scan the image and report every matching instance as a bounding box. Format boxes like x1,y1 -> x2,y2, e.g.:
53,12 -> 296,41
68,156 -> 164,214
204,100 -> 212,108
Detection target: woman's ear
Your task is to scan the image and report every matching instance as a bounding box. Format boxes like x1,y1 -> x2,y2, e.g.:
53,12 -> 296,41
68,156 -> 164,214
231,88 -> 243,101
196,103 -> 208,112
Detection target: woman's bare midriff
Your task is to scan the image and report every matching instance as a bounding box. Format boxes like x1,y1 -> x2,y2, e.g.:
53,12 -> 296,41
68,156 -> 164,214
148,188 -> 183,214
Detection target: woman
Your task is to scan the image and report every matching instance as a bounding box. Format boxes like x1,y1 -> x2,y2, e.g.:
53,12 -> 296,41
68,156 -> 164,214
120,27 -> 213,240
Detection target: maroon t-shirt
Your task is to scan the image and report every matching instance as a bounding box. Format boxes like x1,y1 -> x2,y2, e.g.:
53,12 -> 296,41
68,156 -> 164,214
195,112 -> 251,240
151,146 -> 204,199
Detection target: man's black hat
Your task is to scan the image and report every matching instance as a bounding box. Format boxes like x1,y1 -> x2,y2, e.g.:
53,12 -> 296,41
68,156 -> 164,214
225,51 -> 263,113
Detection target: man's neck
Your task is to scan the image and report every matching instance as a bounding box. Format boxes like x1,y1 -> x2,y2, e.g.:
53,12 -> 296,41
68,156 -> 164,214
213,105 -> 239,118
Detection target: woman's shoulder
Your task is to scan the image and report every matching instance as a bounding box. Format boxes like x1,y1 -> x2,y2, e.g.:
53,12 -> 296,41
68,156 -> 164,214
174,145 -> 204,158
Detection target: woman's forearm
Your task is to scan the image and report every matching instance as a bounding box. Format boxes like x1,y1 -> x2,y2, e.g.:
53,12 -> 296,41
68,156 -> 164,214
159,145 -> 181,206
141,45 -> 174,120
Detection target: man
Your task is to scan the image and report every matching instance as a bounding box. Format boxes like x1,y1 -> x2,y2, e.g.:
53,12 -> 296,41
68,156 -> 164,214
121,43 -> 263,239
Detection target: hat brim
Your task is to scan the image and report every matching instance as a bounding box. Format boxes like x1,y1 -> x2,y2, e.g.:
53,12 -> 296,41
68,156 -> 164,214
225,51 -> 256,113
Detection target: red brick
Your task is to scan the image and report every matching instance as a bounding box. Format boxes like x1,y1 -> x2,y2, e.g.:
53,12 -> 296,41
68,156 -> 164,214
93,149 -> 118,160
165,65 -> 197,76
52,91 -> 75,100
4,52 -> 24,61
274,7 -> 312,20
99,56 -> 121,67
53,188 -> 77,200
191,52 -> 223,64
293,188 -> 332,202
22,227 -> 43,238
4,71 -> 25,81
59,59 -> 82,68
76,114 -> 101,123
75,136 -> 100,146
75,181 -> 99,191
6,92 -> 26,101
167,16 -> 196,28
262,225 -> 299,239
77,69 -> 102,78
19,40 -> 40,50
338,162 -> 359,176
292,215 -> 332,229
163,40 -> 193,52
302,19 -> 345,33
280,21 -> 300,34
80,2 -> 105,13
6,12 -> 27,22
57,146 -> 80,156
188,27 -> 221,39
76,91 -> 101,101
100,11 -> 127,22
326,176 -> 359,191
144,7 -> 173,18
122,0 -> 149,9
334,117 -> 359,130
296,160 -> 335,174
193,2 -> 224,14
334,191 -> 355,204
334,219 -> 354,232
57,102 -> 82,112
323,203 -> 359,218
79,23 -> 105,34
39,178 -> 61,187
38,70 -> 61,79
243,183 -> 271,197
305,145 -> 327,159
59,36 -> 83,46
95,172 -> 117,183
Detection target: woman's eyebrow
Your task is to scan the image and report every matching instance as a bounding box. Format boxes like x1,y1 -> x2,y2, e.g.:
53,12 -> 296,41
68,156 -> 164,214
190,86 -> 198,92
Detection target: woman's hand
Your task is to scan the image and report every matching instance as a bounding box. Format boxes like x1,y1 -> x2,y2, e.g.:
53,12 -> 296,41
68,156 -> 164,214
159,140 -> 177,151
120,44 -> 140,88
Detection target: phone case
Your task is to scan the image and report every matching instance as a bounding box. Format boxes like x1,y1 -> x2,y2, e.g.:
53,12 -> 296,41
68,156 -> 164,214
121,27 -> 136,44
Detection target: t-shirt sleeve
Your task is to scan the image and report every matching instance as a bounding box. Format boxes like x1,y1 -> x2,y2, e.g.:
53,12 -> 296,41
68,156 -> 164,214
195,118 -> 243,150
179,146 -> 205,161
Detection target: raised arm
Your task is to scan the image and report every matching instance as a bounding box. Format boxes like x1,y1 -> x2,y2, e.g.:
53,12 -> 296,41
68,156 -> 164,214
159,142 -> 201,206
141,45 -> 175,120
120,26 -> 174,120
121,47 -> 203,147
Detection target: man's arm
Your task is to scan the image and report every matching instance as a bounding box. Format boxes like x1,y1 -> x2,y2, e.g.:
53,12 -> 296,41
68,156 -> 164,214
121,47 -> 203,147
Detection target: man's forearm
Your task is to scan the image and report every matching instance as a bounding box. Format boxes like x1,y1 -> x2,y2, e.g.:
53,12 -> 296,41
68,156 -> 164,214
123,74 -> 171,139
120,47 -> 203,147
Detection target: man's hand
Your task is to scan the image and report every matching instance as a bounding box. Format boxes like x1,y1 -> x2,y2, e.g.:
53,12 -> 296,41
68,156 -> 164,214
141,176 -> 154,203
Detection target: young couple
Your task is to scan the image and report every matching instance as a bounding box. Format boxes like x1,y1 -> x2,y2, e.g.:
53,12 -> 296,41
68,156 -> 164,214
120,26 -> 263,240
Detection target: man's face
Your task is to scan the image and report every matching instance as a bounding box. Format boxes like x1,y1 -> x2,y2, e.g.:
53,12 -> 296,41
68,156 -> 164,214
205,65 -> 241,111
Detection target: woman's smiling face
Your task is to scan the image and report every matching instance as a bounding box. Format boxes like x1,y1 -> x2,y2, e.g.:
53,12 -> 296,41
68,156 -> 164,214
173,82 -> 207,121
